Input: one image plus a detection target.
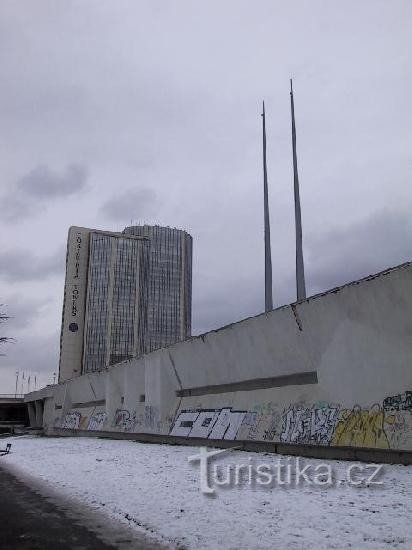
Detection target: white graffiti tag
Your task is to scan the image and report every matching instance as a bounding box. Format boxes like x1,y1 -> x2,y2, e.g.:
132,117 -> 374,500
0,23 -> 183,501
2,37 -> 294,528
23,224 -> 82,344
88,412 -> 107,431
170,408 -> 246,440
281,406 -> 340,445
61,411 -> 81,429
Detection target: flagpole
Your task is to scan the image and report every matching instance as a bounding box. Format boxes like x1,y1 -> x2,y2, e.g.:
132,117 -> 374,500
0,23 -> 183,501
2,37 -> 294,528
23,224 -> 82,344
262,101 -> 273,312
290,79 -> 306,301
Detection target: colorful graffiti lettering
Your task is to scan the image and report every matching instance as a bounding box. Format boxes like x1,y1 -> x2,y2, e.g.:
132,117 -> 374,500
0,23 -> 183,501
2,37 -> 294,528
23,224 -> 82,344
170,393 -> 412,449
333,404 -> 392,448
53,388 -> 412,451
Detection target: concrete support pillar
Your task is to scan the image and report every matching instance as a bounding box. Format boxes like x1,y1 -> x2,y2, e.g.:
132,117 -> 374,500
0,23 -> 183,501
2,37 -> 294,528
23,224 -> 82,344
27,402 -> 36,427
34,400 -> 44,428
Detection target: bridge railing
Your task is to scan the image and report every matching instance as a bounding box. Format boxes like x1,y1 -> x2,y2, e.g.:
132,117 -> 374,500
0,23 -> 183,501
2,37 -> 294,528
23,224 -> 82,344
0,394 -> 25,398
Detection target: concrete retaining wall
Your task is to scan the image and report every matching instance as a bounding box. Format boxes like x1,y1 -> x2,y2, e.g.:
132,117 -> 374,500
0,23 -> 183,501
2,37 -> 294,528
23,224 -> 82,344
27,262 -> 412,452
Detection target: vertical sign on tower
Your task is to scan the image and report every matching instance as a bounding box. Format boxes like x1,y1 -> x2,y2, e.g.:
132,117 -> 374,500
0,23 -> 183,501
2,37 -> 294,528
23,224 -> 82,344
58,226 -> 91,382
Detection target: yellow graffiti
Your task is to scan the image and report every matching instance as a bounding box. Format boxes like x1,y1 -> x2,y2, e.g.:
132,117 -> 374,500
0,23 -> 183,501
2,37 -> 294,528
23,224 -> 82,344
332,404 -> 395,449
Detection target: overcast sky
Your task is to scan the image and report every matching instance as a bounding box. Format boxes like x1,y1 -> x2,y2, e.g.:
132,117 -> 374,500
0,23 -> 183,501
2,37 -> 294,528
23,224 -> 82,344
1,1 -> 411,393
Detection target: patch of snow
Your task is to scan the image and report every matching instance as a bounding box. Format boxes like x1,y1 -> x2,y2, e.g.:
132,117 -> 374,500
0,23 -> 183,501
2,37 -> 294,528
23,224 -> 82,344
1,436 -> 411,549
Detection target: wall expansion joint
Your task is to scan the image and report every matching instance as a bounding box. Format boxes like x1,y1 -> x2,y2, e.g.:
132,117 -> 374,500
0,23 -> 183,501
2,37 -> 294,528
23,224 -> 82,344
291,304 -> 303,331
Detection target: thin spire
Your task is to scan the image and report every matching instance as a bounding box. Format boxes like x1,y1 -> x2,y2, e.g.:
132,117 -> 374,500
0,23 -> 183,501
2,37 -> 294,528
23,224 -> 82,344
262,100 -> 273,312
290,79 -> 306,301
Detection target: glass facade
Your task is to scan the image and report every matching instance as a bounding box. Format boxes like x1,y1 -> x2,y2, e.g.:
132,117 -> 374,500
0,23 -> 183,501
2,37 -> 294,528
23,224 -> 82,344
83,233 -> 113,373
123,225 -> 192,354
81,226 -> 192,374
109,236 -> 149,365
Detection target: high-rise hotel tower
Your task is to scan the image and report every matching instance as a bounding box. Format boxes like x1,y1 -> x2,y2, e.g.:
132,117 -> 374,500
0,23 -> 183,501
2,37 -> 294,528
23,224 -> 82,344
59,225 -> 192,382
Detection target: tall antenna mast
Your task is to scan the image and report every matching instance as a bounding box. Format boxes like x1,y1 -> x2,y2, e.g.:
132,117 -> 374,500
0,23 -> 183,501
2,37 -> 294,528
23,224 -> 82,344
290,79 -> 306,301
262,101 -> 273,312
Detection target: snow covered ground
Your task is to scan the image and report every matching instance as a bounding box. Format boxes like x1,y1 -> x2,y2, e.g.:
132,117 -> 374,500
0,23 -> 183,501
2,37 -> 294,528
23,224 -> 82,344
1,435 -> 411,549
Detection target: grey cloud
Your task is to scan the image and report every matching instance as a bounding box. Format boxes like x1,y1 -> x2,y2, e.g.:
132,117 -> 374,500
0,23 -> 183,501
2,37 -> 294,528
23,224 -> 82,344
193,269 -> 298,335
193,284 -> 262,335
17,164 -> 88,198
1,194 -> 32,222
306,207 -> 412,295
0,248 -> 64,282
2,331 -> 59,376
1,295 -> 53,330
2,164 -> 88,222
0,1 -> 411,385
195,206 -> 412,336
99,188 -> 157,222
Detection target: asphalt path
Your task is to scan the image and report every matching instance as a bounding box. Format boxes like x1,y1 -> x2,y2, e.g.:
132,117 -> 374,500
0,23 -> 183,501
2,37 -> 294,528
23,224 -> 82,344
0,465 -> 168,550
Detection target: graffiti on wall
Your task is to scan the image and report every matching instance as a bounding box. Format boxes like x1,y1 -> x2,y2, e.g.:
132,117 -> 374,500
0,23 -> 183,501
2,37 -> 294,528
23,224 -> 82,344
279,397 -> 412,449
111,407 -> 158,432
236,411 -> 259,440
170,408 -> 247,439
88,412 -> 107,431
383,391 -> 412,412
60,411 -> 81,429
280,405 -> 340,445
332,396 -> 412,450
332,404 -> 389,448
169,390 -> 412,450
144,405 -> 160,430
57,405 -> 159,434
171,407 -> 281,441
55,390 -> 412,450
113,409 -> 137,432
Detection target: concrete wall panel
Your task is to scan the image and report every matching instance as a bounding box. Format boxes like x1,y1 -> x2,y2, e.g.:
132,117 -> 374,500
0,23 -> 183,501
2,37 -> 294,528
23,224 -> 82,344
28,263 -> 412,451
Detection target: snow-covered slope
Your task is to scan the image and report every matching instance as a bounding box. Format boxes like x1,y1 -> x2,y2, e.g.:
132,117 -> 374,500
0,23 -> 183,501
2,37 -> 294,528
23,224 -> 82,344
1,436 -> 411,549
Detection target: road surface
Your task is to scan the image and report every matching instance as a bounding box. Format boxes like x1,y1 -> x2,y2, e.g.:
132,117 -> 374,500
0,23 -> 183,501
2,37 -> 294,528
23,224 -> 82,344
0,465 -> 166,549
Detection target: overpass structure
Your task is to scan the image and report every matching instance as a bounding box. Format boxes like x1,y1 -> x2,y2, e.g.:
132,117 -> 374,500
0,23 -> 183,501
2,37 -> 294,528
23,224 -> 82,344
25,262 -> 412,462
0,395 -> 28,433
